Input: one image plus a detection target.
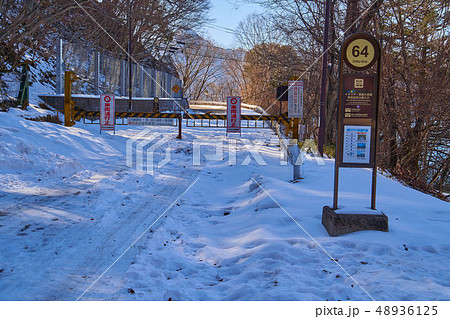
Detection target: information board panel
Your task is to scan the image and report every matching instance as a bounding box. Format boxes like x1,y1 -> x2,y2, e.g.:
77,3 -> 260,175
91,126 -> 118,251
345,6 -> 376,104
343,74 -> 375,119
128,118 -> 176,126
227,97 -> 241,133
342,125 -> 371,165
288,81 -> 303,119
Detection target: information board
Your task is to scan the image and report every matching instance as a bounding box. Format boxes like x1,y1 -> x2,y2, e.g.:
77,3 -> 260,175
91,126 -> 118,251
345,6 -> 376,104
128,118 -> 176,126
342,125 -> 371,164
343,75 -> 375,119
288,81 -> 303,119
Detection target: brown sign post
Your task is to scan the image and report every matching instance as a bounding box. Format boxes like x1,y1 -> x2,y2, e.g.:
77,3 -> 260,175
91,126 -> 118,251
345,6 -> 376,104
322,33 -> 388,236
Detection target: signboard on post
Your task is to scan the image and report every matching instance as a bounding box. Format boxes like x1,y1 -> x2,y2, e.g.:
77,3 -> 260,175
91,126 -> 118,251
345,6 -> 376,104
288,81 -> 303,119
227,97 -> 241,134
334,33 -> 382,209
100,94 -> 115,133
322,33 -> 387,237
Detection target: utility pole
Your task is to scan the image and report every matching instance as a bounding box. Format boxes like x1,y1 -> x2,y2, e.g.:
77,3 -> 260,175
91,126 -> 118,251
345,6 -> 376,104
128,0 -> 132,111
56,39 -> 63,95
318,0 -> 331,156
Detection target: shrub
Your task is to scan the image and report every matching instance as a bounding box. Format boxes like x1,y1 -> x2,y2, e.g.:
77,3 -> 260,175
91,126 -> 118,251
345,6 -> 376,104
0,99 -> 19,112
38,102 -> 54,111
300,139 -> 318,155
25,114 -> 61,124
324,144 -> 336,158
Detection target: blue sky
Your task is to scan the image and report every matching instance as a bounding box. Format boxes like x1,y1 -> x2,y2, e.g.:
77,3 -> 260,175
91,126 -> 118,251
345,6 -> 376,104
204,0 -> 264,48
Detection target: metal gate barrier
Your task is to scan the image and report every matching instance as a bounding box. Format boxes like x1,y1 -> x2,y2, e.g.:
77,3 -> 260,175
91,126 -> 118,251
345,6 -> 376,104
70,110 -> 180,125
185,113 -> 289,129
67,109 -> 289,128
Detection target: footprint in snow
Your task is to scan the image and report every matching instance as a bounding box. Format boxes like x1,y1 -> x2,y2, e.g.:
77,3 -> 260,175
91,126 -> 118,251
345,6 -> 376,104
19,224 -> 31,232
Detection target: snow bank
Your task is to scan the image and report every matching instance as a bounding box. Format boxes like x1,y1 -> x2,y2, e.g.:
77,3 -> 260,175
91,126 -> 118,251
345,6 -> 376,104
0,109 -> 449,301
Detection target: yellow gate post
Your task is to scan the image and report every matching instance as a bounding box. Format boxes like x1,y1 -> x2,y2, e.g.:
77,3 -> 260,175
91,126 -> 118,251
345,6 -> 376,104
64,71 -> 79,127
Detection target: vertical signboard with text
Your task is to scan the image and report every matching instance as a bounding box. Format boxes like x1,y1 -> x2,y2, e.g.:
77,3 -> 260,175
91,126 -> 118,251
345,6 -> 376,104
333,33 -> 382,210
288,81 -> 303,119
100,94 -> 115,133
227,97 -> 241,134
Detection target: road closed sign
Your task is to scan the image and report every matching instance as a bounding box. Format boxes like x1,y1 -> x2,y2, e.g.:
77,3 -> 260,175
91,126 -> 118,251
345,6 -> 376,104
100,94 -> 115,132
227,96 -> 241,133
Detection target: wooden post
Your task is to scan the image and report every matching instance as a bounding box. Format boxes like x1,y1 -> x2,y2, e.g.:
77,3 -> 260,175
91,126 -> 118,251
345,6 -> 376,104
177,114 -> 182,139
293,118 -> 300,141
371,56 -> 382,210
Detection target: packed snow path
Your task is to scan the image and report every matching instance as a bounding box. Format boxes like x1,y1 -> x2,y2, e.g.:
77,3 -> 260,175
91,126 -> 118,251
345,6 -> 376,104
0,109 -> 449,300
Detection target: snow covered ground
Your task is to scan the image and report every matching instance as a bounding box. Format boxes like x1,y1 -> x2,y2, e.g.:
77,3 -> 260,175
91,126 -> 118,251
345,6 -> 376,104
0,108 -> 449,301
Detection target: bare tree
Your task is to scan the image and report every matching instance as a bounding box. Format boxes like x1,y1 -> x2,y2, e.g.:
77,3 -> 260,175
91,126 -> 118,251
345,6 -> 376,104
0,0 -> 211,97
0,1 -> 89,77
172,33 -> 225,100
210,49 -> 246,101
235,13 -> 282,50
246,0 -> 449,196
241,42 -> 303,114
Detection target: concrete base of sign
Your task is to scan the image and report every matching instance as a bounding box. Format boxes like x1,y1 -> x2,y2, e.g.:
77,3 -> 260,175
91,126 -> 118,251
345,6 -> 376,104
322,206 -> 388,237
